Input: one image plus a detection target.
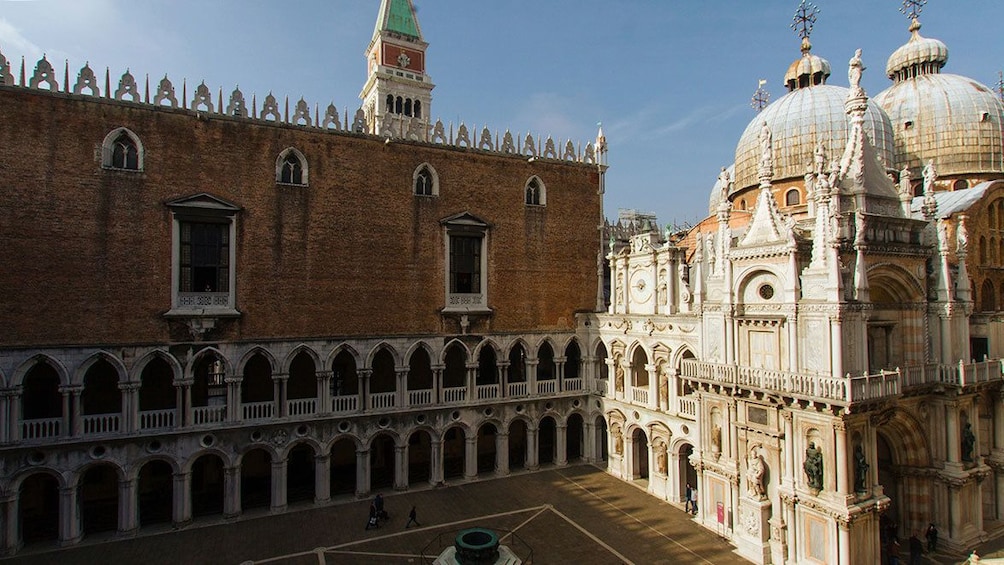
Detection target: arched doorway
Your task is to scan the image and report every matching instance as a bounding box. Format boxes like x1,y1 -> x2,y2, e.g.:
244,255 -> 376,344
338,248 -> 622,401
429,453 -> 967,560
538,417 -> 557,466
631,428 -> 649,480
678,443 -> 697,504
477,423 -> 497,475
408,430 -> 432,486
330,351 -> 359,412
566,413 -> 584,462
370,434 -> 396,491
508,420 -> 528,472
876,413 -> 932,542
407,348 -> 434,406
190,454 -> 225,518
370,349 -> 397,408
330,438 -> 357,496
80,464 -> 119,535
241,449 -> 272,511
287,444 -> 316,504
443,427 -> 465,481
138,460 -> 173,526
19,473 -> 59,546
443,344 -> 467,400
595,415 -> 608,462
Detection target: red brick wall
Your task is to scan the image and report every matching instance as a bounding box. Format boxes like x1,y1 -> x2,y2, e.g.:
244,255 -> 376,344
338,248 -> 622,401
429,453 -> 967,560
0,88 -> 600,346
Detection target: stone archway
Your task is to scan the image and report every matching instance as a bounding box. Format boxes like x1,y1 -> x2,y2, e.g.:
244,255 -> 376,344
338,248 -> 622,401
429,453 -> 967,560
329,438 -> 357,497
538,416 -> 557,466
631,428 -> 649,481
566,413 -> 585,462
80,464 -> 120,535
875,410 -> 933,542
286,444 -> 316,504
241,449 -> 272,511
678,442 -> 697,504
138,460 -> 173,526
408,430 -> 433,485
19,472 -> 60,546
191,454 -> 225,519
477,423 -> 498,475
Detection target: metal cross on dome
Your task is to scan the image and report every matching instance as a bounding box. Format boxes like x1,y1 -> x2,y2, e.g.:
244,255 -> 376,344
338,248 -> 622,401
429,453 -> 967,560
790,0 -> 819,40
899,0 -> 927,20
751,79 -> 770,114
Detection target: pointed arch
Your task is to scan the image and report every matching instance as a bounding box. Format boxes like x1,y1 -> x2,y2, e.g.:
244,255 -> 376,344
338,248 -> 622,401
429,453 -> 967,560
13,354 -> 70,387
74,351 -> 128,386
325,342 -> 362,370
130,350 -> 184,384
188,347 -> 231,381
101,127 -> 143,171
365,341 -> 402,368
471,338 -> 502,361
276,147 -> 308,185
404,340 -> 437,365
867,263 -> 925,304
236,346 -> 279,376
281,344 -> 322,374
413,162 -> 439,196
524,175 -> 546,206
440,338 -> 472,365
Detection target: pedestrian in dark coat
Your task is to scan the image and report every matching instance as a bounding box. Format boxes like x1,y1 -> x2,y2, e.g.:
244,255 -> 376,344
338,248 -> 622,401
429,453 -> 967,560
908,532 -> 923,565
925,523 -> 938,552
365,503 -> 379,530
405,505 -> 420,528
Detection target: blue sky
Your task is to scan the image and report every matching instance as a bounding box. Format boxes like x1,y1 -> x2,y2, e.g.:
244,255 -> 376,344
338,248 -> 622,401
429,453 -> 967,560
1,0 -> 1002,227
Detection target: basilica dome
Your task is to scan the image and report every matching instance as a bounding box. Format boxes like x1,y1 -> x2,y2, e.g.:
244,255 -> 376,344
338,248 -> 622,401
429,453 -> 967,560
873,19 -> 1004,176
732,41 -> 895,193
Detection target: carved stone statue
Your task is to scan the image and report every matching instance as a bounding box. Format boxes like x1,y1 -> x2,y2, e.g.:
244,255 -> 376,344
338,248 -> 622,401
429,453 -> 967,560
758,122 -> 773,176
922,160 -> 938,195
746,449 -> 767,499
899,166 -> 912,196
957,214 -> 969,255
705,234 -> 716,274
657,443 -> 668,475
710,423 -> 722,454
853,444 -> 869,492
803,442 -> 824,491
855,208 -> 866,246
614,362 -> 625,392
962,423 -> 976,462
718,167 -> 731,202
848,48 -> 865,93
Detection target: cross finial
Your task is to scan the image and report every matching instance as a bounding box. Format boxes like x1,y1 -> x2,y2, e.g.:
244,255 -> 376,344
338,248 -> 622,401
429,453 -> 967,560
751,79 -> 771,114
791,1 -> 819,41
899,0 -> 927,21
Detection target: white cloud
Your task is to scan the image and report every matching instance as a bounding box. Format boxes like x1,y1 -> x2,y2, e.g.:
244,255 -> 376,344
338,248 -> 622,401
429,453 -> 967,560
0,18 -> 42,61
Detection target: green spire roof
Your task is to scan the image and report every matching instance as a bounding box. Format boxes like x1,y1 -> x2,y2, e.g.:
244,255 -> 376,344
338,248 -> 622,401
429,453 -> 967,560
375,0 -> 422,39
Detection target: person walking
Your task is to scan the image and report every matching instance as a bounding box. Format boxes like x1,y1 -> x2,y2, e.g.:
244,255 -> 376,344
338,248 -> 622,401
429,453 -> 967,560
405,505 -> 421,528
684,483 -> 693,513
365,502 -> 379,530
925,523 -> 938,553
690,485 -> 698,515
375,493 -> 387,521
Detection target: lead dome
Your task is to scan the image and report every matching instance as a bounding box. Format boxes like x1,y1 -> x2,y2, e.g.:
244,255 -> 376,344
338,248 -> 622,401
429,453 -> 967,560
874,18 -> 1004,177
732,39 -> 895,193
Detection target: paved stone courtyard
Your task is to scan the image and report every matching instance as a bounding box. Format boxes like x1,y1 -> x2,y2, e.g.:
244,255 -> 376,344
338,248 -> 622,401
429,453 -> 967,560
8,465 -> 748,564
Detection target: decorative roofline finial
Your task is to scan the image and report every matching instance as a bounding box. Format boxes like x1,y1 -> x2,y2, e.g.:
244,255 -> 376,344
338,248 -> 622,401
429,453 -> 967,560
899,0 -> 927,22
996,71 -> 1004,103
751,79 -> 770,113
791,1 -> 819,53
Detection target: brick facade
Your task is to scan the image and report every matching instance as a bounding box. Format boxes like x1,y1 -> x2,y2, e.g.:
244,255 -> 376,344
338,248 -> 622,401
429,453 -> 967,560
0,88 -> 601,347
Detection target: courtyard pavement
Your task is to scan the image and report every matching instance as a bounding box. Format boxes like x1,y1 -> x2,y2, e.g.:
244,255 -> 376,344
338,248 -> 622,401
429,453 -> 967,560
6,465 -> 748,564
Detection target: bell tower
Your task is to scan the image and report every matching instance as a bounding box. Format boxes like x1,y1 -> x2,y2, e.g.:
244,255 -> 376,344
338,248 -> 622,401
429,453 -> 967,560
360,0 -> 434,133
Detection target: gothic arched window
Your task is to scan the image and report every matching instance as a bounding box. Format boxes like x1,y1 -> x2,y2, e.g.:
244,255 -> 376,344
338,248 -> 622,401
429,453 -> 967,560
101,128 -> 144,171
525,176 -> 546,206
413,163 -> 439,197
276,148 -> 308,186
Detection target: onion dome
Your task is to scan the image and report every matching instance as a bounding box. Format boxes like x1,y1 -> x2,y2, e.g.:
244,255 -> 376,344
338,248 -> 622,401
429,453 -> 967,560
885,19 -> 948,81
784,37 -> 832,91
874,18 -> 1004,176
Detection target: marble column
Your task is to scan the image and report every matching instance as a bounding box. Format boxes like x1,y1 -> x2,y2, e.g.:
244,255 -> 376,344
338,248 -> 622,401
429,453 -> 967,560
646,363 -> 658,410
58,485 -> 81,546
271,460 -> 287,512
173,472 -> 192,526
556,424 -> 568,466
355,449 -> 370,497
223,466 -> 241,518
179,381 -> 192,427
838,520 -> 851,565
317,371 -> 332,415
431,438 -> 445,486
2,493 -> 19,555
394,445 -> 408,490
835,422 -> 849,496
527,426 -> 539,471
275,374 -> 288,418
583,421 -> 596,463
315,454 -> 331,503
496,432 -> 510,476
118,477 -> 138,534
464,437 -> 478,480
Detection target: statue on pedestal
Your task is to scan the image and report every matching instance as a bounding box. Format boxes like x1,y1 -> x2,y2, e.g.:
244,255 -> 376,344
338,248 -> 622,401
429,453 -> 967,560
853,444 -> 869,492
803,442 -> 824,491
746,448 -> 767,499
